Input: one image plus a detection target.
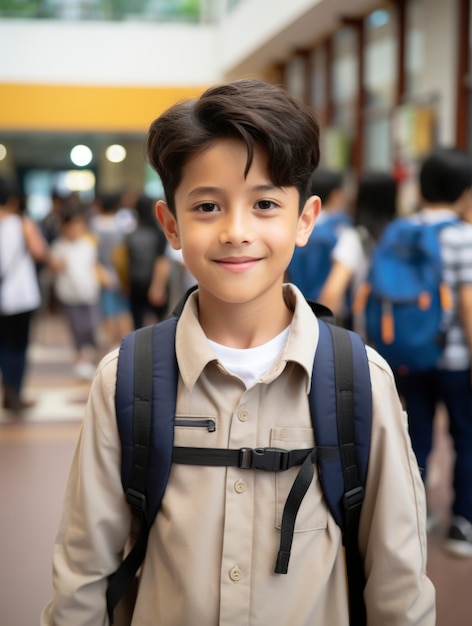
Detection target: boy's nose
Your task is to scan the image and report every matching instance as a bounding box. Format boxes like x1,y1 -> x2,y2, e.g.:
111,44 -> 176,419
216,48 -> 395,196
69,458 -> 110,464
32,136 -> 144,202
219,209 -> 252,245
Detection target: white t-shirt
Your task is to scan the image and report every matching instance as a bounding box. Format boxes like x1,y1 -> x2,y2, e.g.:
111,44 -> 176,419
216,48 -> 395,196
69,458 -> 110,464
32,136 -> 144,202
208,326 -> 290,388
0,213 -> 41,315
51,235 -> 100,305
332,225 -> 372,297
331,225 -> 374,336
415,208 -> 472,371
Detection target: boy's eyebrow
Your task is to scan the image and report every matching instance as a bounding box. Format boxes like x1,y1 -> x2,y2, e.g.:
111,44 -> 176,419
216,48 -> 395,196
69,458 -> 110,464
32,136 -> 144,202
188,186 -> 223,197
252,184 -> 286,194
188,184 -> 285,197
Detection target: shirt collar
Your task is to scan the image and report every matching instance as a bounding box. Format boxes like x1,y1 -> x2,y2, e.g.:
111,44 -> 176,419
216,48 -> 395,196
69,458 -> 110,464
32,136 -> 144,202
280,284 -> 319,393
176,284 -> 319,393
419,207 -> 458,222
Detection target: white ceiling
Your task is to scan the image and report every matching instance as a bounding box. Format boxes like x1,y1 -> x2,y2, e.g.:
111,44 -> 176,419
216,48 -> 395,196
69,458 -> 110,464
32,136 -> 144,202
222,0 -> 385,78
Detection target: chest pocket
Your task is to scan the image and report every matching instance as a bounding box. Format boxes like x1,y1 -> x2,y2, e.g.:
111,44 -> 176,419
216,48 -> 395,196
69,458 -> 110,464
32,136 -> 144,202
173,415 -> 218,447
271,427 -> 328,532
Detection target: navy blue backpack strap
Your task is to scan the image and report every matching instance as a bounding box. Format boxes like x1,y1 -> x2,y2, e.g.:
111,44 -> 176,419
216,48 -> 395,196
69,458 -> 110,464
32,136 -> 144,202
106,317 -> 178,624
311,320 -> 372,626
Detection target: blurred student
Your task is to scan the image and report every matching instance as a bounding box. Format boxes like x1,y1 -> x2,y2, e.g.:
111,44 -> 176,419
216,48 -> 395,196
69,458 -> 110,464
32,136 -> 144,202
90,193 -> 133,348
38,190 -> 66,315
125,194 -> 170,328
0,178 -> 48,413
394,148 -> 472,556
49,202 -> 102,381
318,171 -> 397,335
287,168 -> 351,301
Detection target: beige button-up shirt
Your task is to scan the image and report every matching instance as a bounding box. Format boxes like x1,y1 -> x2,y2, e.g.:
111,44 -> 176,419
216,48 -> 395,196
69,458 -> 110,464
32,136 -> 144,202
41,286 -> 435,625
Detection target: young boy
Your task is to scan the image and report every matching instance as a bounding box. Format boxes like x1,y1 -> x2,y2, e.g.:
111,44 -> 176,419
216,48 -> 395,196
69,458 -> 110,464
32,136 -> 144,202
49,202 -> 101,380
41,79 -> 435,625
393,148 -> 472,553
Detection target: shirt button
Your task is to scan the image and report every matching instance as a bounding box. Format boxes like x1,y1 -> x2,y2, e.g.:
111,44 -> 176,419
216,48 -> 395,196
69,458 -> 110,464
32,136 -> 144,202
229,566 -> 242,582
238,409 -> 249,422
234,479 -> 246,494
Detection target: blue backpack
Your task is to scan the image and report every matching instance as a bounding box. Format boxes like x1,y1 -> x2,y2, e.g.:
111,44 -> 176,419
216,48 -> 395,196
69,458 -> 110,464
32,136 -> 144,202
356,216 -> 458,373
106,299 -> 372,625
288,211 -> 353,300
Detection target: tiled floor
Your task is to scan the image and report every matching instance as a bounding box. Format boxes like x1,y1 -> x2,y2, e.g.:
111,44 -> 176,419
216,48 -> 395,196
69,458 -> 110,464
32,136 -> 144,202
1,312 -> 472,625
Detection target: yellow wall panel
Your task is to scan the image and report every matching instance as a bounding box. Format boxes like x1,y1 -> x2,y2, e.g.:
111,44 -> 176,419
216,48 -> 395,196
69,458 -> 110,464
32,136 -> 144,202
0,83 -> 208,132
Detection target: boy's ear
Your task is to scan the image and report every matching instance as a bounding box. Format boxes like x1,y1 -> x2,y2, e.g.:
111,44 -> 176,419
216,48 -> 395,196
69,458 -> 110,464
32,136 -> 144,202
295,195 -> 321,247
156,200 -> 181,250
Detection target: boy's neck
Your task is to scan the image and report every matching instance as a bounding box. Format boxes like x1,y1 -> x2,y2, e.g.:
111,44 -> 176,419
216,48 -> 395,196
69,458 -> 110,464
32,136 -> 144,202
422,203 -> 454,211
196,288 -> 293,349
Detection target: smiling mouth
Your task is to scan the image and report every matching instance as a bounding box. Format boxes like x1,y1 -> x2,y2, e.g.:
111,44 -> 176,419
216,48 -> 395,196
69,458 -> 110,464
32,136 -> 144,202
215,257 -> 261,272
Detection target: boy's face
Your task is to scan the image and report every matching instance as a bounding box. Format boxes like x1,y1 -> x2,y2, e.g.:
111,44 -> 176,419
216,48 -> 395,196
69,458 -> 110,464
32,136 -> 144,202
157,138 -> 319,308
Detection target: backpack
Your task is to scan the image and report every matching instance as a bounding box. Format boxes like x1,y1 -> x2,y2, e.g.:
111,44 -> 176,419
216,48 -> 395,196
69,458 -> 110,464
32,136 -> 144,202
288,211 -> 352,301
125,226 -> 167,296
354,215 -> 458,373
106,298 -> 372,625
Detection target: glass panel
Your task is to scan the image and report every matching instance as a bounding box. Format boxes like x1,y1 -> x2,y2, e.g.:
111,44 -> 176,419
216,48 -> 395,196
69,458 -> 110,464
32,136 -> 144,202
228,0 -> 246,10
310,45 -> 326,111
331,27 -> 358,133
405,0 -> 425,97
364,6 -> 397,108
363,114 -> 391,170
0,0 -> 210,23
285,55 -> 306,102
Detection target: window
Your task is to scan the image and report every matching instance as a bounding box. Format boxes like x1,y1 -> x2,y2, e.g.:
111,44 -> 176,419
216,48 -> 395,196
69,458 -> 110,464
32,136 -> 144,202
363,5 -> 397,169
0,0 -> 210,23
331,27 -> 358,132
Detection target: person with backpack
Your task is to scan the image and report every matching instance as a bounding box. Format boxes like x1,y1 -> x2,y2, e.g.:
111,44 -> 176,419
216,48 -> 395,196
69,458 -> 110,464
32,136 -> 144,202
377,148 -> 472,556
41,79 -> 435,625
286,168 -> 351,301
318,171 -> 398,335
125,194 -> 170,329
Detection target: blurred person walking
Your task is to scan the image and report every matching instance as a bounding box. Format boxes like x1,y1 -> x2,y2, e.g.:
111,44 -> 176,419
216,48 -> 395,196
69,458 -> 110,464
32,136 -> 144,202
38,190 -> 66,315
124,194 -> 170,329
90,192 -> 133,348
286,168 -> 351,301
0,177 -> 48,413
49,202 -> 102,381
391,148 -> 472,555
318,171 -> 398,335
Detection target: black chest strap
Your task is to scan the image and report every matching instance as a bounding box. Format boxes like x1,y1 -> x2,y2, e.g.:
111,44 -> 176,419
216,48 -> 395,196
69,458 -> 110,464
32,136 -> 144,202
172,444 -> 339,574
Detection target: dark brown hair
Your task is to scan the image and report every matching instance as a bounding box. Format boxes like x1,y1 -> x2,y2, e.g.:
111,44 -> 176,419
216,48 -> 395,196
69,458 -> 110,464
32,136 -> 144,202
420,147 -> 472,205
354,171 -> 398,242
147,79 -> 320,214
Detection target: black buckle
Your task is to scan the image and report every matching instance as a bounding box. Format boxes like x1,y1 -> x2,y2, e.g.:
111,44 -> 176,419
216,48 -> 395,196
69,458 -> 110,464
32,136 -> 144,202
126,488 -> 147,517
343,486 -> 364,511
239,447 -> 290,471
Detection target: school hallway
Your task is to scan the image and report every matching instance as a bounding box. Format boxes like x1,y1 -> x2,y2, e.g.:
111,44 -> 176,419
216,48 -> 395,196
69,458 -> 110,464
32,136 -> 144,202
0,311 -> 471,626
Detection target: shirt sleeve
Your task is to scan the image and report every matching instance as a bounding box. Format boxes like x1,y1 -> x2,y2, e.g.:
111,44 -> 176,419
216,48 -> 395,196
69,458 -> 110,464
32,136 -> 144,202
457,224 -> 472,284
359,348 -> 436,625
40,351 -> 132,626
331,226 -> 364,271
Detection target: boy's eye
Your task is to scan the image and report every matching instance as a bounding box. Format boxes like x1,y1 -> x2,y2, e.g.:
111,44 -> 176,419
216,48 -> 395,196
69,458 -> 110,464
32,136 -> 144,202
196,202 -> 219,213
256,200 -> 277,210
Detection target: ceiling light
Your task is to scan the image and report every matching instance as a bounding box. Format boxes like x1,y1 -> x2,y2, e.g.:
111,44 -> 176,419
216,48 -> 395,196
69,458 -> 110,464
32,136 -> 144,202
106,144 -> 127,163
70,144 -> 93,167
